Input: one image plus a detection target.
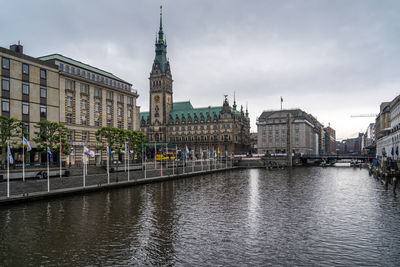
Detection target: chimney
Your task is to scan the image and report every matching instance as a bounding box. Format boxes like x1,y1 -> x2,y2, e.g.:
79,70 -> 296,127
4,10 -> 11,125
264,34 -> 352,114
10,41 -> 23,54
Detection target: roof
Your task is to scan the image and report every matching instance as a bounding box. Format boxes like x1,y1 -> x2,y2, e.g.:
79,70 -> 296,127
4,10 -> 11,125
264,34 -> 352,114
140,100 -> 249,125
173,101 -> 193,110
0,46 -> 58,69
140,112 -> 149,122
38,54 -> 130,85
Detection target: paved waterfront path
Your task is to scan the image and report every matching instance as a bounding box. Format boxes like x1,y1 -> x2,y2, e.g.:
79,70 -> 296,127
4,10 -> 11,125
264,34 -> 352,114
0,160 -> 234,204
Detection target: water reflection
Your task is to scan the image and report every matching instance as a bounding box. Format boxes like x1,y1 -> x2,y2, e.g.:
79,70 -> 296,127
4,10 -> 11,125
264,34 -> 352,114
0,168 -> 399,266
248,169 -> 260,237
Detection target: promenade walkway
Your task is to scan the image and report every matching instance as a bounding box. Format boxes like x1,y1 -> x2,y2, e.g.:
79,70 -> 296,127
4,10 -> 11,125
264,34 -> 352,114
0,159 -> 235,205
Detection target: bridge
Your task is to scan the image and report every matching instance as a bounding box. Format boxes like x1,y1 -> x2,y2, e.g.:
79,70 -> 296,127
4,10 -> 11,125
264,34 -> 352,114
300,154 -> 370,161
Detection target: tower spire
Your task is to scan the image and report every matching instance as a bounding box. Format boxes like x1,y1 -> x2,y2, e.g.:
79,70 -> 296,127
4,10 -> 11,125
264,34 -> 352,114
158,5 -> 164,43
233,91 -> 237,110
246,102 -> 249,117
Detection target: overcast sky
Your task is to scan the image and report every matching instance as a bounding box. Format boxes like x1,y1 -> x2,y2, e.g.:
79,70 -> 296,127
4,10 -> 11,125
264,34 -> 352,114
1,0 -> 399,140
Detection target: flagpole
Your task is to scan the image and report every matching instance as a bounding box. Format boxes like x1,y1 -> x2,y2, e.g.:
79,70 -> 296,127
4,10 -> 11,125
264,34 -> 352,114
7,143 -> 10,198
124,142 -> 127,172
47,149 -> 50,192
154,143 -> 157,170
107,146 -> 110,184
166,144 -> 168,171
160,148 -> 163,177
83,152 -> 86,187
59,136 -> 62,179
22,137 -> 25,183
128,149 -> 130,181
192,150 -> 194,173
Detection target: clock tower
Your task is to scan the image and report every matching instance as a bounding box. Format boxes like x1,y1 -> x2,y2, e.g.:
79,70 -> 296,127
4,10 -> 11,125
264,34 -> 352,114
149,6 -> 173,141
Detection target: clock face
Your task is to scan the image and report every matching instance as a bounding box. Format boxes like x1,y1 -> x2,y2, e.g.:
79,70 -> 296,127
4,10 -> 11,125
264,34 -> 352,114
154,95 -> 160,103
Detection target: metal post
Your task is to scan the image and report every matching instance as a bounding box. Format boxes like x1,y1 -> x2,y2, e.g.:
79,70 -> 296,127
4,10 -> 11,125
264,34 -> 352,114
47,152 -> 50,192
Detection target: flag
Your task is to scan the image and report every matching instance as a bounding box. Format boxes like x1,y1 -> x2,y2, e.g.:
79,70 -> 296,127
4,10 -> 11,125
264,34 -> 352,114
226,151 -> 228,157
107,145 -> 112,156
208,148 -> 210,158
162,148 -> 166,157
7,145 -> 14,164
281,96 -> 283,102
186,145 -> 189,154
60,141 -> 63,153
214,150 -> 217,158
129,150 -> 133,155
142,143 -> 145,153
391,147 -> 394,156
217,147 -> 220,154
184,150 -> 187,159
396,146 -> 399,156
23,136 -> 32,151
47,147 -> 53,162
84,146 -> 95,157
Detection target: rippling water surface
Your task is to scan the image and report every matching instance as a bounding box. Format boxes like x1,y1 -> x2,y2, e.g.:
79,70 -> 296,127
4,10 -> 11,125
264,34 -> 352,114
1,168 -> 399,266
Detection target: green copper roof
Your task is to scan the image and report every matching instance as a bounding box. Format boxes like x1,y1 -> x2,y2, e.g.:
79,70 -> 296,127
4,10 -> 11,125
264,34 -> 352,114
140,112 -> 149,122
38,54 -> 130,84
153,6 -> 169,74
173,101 -> 194,110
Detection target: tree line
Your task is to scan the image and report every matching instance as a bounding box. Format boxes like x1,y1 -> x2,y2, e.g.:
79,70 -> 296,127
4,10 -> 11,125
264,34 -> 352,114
0,115 -> 146,164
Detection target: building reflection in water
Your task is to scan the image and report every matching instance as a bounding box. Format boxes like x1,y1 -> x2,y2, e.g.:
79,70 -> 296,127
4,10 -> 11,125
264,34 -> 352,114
248,169 -> 260,237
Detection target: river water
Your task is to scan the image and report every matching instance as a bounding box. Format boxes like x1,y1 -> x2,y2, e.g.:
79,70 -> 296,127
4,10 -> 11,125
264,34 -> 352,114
0,167 -> 399,266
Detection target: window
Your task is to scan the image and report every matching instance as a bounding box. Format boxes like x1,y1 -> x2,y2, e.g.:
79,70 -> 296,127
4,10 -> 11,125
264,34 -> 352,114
40,105 -> 46,117
59,63 -> 64,71
2,57 -> 10,69
107,119 -> 111,126
91,74 -> 95,80
106,91 -> 112,100
82,100 -> 87,110
40,86 -> 47,98
94,88 -> 101,97
128,123 -> 132,130
118,94 -> 123,103
86,72 -> 90,79
82,70 -> 85,77
66,113 -> 72,123
66,80 -> 73,90
107,105 -> 111,114
95,102 -> 99,112
194,125 -> 198,130
127,110 -> 131,118
81,84 -> 88,94
22,123 -> 30,139
67,96 -> 72,107
128,97 -> 133,105
22,64 -> 29,75
2,78 -> 9,91
71,67 -> 75,75
213,125 -> 217,130
2,99 -> 10,112
118,121 -> 122,129
22,102 -> 29,115
67,133 -> 72,142
82,132 -> 87,141
182,126 -> 185,131
200,125 -> 204,130
95,118 -> 100,127
40,69 -> 46,79
76,69 -> 80,76
118,107 -> 122,116
82,116 -> 87,125
65,65 -> 70,73
22,82 -> 29,95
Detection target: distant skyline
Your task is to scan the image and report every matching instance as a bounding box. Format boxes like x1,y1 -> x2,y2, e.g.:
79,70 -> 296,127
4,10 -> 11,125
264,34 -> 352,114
1,0 -> 399,140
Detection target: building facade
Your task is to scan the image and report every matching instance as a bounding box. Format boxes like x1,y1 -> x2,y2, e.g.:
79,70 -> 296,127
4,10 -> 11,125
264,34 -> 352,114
39,54 -> 140,165
140,8 -> 251,156
1,44 -> 60,164
376,95 -> 400,159
324,126 -> 336,155
256,109 -> 326,155
0,44 -> 140,165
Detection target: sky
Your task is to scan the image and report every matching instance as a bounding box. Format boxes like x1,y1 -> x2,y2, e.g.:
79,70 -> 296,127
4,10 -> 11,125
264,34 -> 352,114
1,0 -> 399,140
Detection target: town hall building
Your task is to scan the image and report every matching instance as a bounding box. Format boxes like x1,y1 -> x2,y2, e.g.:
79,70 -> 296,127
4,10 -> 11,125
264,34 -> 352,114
140,7 -> 250,156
